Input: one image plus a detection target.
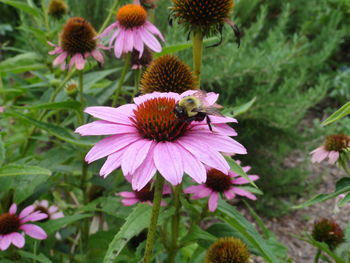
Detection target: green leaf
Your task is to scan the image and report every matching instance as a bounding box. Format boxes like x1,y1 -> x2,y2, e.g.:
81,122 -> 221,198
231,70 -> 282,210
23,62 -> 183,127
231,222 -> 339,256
18,251 -> 53,263
322,101 -> 350,126
6,110 -> 93,147
182,225 -> 216,244
224,156 -> 258,188
217,201 -> 280,263
0,164 -> 51,177
293,178 -> 350,208
0,52 -> 45,73
0,0 -> 40,17
223,97 -> 257,117
103,204 -> 152,263
14,101 -> 81,111
42,214 -> 93,235
0,137 -> 5,166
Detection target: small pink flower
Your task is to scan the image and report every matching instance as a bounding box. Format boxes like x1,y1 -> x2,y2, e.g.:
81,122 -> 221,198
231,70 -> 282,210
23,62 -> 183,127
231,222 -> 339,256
75,90 -> 246,190
310,134 -> 350,164
118,182 -> 171,206
49,17 -> 107,71
33,200 -> 64,221
0,204 -> 48,250
97,0 -> 164,58
184,164 -> 259,212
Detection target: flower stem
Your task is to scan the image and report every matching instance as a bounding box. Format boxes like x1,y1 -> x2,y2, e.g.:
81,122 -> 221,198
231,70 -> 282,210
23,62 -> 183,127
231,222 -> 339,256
314,248 -> 321,263
192,31 -> 203,85
168,185 -> 182,263
112,53 -> 131,107
144,173 -> 164,263
78,71 -> 84,125
98,0 -> 120,34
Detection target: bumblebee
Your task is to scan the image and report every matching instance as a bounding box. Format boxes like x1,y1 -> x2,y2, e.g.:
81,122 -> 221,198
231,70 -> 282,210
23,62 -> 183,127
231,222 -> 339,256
174,91 -> 223,131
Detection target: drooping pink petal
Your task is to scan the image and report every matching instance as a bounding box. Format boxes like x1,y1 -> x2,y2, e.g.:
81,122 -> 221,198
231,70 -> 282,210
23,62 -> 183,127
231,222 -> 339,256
49,46 -> 63,55
118,192 -> 136,198
175,142 -> 206,183
97,22 -> 118,39
124,30 -> 134,53
133,29 -> 144,57
21,212 -> 47,223
68,54 -> 77,71
328,151 -> 340,164
109,29 -> 120,48
232,175 -> 259,185
0,234 -> 12,250
121,139 -> 154,175
99,148 -> 126,177
122,198 -> 139,206
208,192 -> 219,212
47,41 -> 58,47
140,29 -> 162,52
9,204 -> 17,214
10,232 -> 25,248
232,187 -> 257,200
84,105 -> 136,124
311,146 -> 328,163
114,30 -> 125,58
74,53 -> 86,70
75,120 -> 137,136
19,205 -> 34,219
91,50 -> 104,64
53,52 -> 68,66
193,187 -> 212,198
48,205 -> 58,214
51,212 -> 64,219
153,142 -> 184,186
144,21 -> 165,41
85,133 -> 140,163
224,190 -> 236,200
20,224 -> 47,240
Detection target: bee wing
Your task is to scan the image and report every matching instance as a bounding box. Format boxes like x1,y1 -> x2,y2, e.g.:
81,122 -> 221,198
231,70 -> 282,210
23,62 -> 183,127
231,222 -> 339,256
192,106 -> 224,116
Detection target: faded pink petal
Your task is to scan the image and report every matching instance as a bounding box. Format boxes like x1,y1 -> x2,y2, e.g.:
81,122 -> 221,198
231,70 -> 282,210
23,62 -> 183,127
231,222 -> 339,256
97,22 -> 118,39
48,205 -> 58,214
328,151 -> 340,164
311,146 -> 328,163
208,192 -> 219,212
20,224 -> 47,240
53,52 -> 68,66
51,212 -> 64,219
73,53 -> 86,70
39,200 -> 49,208
91,50 -> 104,64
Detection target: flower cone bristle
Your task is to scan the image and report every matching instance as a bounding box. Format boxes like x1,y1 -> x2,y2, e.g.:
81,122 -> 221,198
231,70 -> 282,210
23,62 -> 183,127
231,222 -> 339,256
117,4 -> 147,28
206,237 -> 250,263
140,55 -> 197,94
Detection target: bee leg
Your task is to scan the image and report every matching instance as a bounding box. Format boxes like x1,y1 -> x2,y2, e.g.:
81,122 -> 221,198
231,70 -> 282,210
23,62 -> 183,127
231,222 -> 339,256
206,116 -> 213,132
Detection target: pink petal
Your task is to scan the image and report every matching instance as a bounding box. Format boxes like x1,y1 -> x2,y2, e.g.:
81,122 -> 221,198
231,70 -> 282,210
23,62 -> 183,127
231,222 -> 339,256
131,146 -> 157,191
91,50 -> 104,64
224,190 -> 236,200
114,30 -> 125,58
19,205 -> 35,219
99,149 -> 125,177
144,21 -> 165,41
153,142 -> 184,186
73,53 -> 86,70
109,29 -> 120,48
97,22 -> 118,39
47,41 -> 58,47
133,92 -> 180,105
121,198 -> 139,206
20,224 -> 47,240
121,139 -> 154,175
21,212 -> 47,223
233,175 -> 259,185
124,30 -> 134,53
9,204 -> 17,214
140,28 -> 162,52
311,147 -> 328,163
208,192 -> 219,212
10,232 -> 25,248
232,187 -> 257,200
49,46 -> 63,55
193,187 -> 212,198
84,104 -> 136,124
75,120 -> 136,136
0,234 -> 12,250
184,185 -> 204,194
118,192 -> 136,198
48,205 -> 58,214
210,116 -> 238,124
68,54 -> 76,71
85,133 -> 140,163
39,200 -> 49,208
211,124 -> 238,136
53,52 -> 68,66
51,212 -> 64,219
328,151 -> 340,164
133,29 -> 144,57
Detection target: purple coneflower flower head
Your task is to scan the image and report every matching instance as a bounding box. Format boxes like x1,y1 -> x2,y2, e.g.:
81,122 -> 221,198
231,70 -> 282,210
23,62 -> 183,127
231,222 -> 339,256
310,134 -> 350,164
33,200 -> 64,221
97,0 -> 164,58
75,90 -> 246,191
118,182 -> 171,206
0,204 -> 48,250
184,163 -> 259,212
48,17 -> 107,71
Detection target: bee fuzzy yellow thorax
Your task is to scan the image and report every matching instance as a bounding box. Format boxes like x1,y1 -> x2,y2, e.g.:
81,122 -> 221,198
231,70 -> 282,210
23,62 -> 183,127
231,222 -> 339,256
179,96 -> 201,117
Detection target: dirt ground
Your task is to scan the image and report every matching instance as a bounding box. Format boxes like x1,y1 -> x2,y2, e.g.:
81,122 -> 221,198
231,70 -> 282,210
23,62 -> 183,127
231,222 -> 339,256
251,161 -> 350,263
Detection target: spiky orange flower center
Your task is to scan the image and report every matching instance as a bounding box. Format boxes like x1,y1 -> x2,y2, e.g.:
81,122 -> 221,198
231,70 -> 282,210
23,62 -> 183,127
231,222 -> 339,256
48,0 -> 68,18
171,0 -> 233,27
117,4 -> 147,29
312,218 -> 344,250
60,17 -> 97,55
132,97 -> 189,142
140,55 -> 197,94
205,169 -> 232,192
0,213 -> 20,235
135,185 -> 154,202
206,237 -> 250,263
325,134 -> 350,152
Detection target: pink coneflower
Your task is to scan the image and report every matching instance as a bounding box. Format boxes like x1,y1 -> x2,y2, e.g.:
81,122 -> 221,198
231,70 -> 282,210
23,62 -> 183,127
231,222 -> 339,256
33,200 -> 64,221
97,0 -> 164,58
118,182 -> 171,206
75,90 -> 246,190
311,134 -> 350,164
49,17 -> 106,70
0,204 -> 48,250
184,164 -> 259,212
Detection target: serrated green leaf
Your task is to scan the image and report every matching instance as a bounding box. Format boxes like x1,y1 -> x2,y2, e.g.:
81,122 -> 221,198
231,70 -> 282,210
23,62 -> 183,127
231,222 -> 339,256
42,214 -> 93,235
217,201 -> 281,263
224,156 -> 258,188
322,101 -> 350,126
14,101 -> 81,111
0,0 -> 40,17
0,164 -> 51,177
18,251 -> 53,263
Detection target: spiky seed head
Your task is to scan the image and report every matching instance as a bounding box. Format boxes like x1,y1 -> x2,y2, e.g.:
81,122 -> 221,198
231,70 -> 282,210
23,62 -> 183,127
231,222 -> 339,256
325,134 -> 350,152
48,0 -> 68,19
312,218 -> 344,250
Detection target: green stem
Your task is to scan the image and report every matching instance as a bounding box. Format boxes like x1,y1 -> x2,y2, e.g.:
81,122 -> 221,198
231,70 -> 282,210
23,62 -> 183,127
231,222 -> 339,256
192,31 -> 203,85
98,0 -> 120,34
168,185 -> 182,263
314,248 -> 321,263
80,160 -> 89,251
78,71 -> 84,125
112,53 -> 131,107
144,173 -> 164,263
